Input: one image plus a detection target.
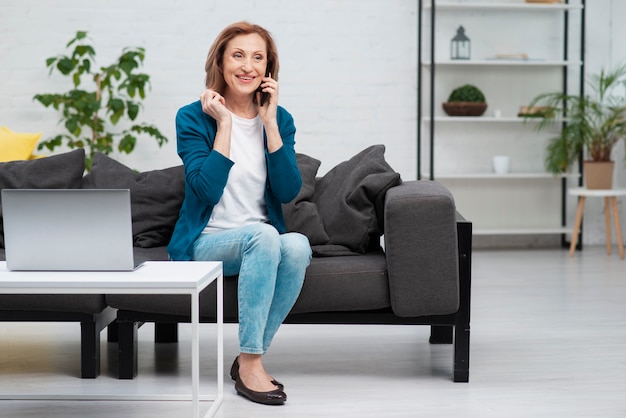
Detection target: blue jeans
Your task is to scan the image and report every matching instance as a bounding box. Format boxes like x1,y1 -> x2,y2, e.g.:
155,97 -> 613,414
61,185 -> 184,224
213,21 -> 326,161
192,223 -> 311,354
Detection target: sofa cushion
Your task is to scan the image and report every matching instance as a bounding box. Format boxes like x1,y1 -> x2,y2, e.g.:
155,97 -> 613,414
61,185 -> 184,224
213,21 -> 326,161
107,276 -> 240,321
133,246 -> 170,264
309,244 -> 367,257
0,294 -> 108,314
282,153 -> 329,245
107,253 -> 390,320
283,145 -> 401,255
290,252 -> 390,313
82,153 -> 185,248
312,145 -> 401,255
0,126 -> 42,162
0,149 -> 86,248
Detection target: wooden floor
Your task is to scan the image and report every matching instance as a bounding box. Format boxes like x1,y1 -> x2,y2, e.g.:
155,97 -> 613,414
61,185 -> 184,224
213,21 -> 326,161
1,247 -> 625,417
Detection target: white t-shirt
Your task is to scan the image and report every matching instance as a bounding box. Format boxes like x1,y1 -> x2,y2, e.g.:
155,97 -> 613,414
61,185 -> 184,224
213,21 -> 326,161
203,112 -> 268,232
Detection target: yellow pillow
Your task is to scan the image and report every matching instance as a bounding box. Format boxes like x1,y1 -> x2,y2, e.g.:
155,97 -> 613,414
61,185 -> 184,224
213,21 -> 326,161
0,125 -> 42,162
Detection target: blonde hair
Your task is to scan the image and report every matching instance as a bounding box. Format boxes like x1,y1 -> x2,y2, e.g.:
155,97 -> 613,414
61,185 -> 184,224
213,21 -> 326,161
205,21 -> 280,93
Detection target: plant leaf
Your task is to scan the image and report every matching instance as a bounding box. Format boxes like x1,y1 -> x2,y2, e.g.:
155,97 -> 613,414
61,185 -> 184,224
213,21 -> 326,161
57,57 -> 76,75
37,135 -> 64,151
118,134 -> 136,154
33,94 -> 55,107
126,101 -> 139,120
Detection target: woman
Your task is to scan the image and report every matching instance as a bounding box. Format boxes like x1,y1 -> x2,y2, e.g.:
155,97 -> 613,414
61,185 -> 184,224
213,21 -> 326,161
167,21 -> 311,405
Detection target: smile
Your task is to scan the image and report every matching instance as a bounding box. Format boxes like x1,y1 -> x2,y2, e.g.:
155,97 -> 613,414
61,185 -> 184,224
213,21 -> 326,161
236,75 -> 255,83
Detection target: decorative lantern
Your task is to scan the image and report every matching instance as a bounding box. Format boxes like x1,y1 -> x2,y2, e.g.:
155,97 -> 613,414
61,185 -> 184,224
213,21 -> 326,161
451,26 -> 471,60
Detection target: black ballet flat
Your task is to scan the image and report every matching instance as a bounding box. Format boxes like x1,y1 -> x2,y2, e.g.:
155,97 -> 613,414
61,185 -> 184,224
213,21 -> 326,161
230,356 -> 284,390
235,376 -> 287,405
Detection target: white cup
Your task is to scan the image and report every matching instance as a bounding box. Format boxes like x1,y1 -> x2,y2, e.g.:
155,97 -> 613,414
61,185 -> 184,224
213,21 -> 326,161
493,109 -> 502,118
493,155 -> 511,175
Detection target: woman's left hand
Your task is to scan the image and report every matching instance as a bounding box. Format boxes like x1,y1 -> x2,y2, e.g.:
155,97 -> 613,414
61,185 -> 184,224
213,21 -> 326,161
257,73 -> 278,125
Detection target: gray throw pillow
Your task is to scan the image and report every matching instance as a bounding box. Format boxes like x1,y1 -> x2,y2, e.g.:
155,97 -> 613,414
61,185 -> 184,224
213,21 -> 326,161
282,153 -> 329,245
0,149 -> 86,248
313,145 -> 402,255
82,153 -> 185,248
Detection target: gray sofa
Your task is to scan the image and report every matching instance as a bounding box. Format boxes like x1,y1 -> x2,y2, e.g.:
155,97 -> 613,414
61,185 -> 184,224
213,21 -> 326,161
0,146 -> 472,382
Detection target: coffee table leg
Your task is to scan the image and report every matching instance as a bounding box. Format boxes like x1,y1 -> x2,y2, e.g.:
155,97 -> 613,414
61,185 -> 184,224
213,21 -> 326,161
217,274 -> 224,403
569,196 -> 586,256
204,272 -> 224,418
192,291 -> 200,418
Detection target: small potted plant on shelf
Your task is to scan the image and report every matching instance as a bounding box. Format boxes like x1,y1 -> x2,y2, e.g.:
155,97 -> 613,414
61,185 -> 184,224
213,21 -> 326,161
442,84 -> 487,117
524,64 -> 626,189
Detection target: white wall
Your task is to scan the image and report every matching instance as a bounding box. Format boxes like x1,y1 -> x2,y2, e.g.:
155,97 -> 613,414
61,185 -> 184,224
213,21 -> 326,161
1,0 -> 626,245
580,0 -> 626,243
0,0 -> 417,177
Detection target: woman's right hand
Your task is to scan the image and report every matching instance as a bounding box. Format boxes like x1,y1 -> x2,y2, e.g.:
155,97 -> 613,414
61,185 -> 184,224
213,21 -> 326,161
200,89 -> 231,125
200,89 -> 232,158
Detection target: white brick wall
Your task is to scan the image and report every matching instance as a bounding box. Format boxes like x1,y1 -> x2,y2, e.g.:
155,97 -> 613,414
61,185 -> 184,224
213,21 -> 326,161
0,0 -> 418,177
581,0 -> 626,244
1,0 -> 625,245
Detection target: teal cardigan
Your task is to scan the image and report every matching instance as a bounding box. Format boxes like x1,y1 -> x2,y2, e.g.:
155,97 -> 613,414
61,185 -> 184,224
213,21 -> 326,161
167,100 -> 302,261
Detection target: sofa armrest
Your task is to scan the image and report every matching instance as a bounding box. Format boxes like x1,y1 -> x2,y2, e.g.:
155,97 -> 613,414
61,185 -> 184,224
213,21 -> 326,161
383,180 -> 459,317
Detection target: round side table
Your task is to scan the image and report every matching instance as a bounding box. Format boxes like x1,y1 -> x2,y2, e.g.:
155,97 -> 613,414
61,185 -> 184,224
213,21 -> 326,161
568,188 -> 626,259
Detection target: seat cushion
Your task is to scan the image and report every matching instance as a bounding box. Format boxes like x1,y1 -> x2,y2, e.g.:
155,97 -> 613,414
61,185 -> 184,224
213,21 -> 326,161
107,253 -> 390,321
290,252 -> 390,313
106,276 -> 240,321
0,294 -> 108,314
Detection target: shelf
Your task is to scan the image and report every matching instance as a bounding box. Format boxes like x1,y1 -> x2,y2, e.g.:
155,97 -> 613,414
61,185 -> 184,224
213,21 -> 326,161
421,59 -> 582,66
473,226 -> 571,236
425,172 -> 579,179
418,1 -> 585,244
422,2 -> 583,11
422,116 -> 547,123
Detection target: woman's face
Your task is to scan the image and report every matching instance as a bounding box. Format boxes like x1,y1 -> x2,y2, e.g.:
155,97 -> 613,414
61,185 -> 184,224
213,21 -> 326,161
221,33 -> 268,98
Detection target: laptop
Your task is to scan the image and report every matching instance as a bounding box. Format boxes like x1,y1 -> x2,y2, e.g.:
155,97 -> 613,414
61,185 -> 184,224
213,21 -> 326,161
1,189 -> 135,271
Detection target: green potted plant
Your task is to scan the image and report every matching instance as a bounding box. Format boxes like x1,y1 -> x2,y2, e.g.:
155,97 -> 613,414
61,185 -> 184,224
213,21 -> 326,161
525,64 -> 626,189
33,31 -> 168,170
442,84 -> 488,117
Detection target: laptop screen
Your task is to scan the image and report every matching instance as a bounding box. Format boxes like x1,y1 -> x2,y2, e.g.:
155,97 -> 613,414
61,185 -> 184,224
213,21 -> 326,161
1,189 -> 135,271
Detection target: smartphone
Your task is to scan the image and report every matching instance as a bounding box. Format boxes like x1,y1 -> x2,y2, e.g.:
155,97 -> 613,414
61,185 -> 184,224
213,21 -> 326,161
257,70 -> 270,106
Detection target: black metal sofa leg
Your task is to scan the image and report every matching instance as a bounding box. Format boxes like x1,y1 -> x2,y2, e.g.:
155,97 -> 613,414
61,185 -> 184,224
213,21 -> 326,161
454,320 -> 470,383
155,322 -> 178,343
80,320 -> 100,378
80,307 -> 117,378
430,325 -> 453,344
453,219 -> 472,383
118,320 -> 139,379
107,320 -> 119,343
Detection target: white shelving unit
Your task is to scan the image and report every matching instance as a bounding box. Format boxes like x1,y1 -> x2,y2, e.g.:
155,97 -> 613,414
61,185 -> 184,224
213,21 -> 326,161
428,173 -> 579,180
424,1 -> 582,10
423,116 -> 570,123
418,0 -> 585,236
421,60 -> 582,66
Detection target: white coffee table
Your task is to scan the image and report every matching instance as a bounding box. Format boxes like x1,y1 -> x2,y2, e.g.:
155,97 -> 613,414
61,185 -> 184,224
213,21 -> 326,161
0,260 -> 223,418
